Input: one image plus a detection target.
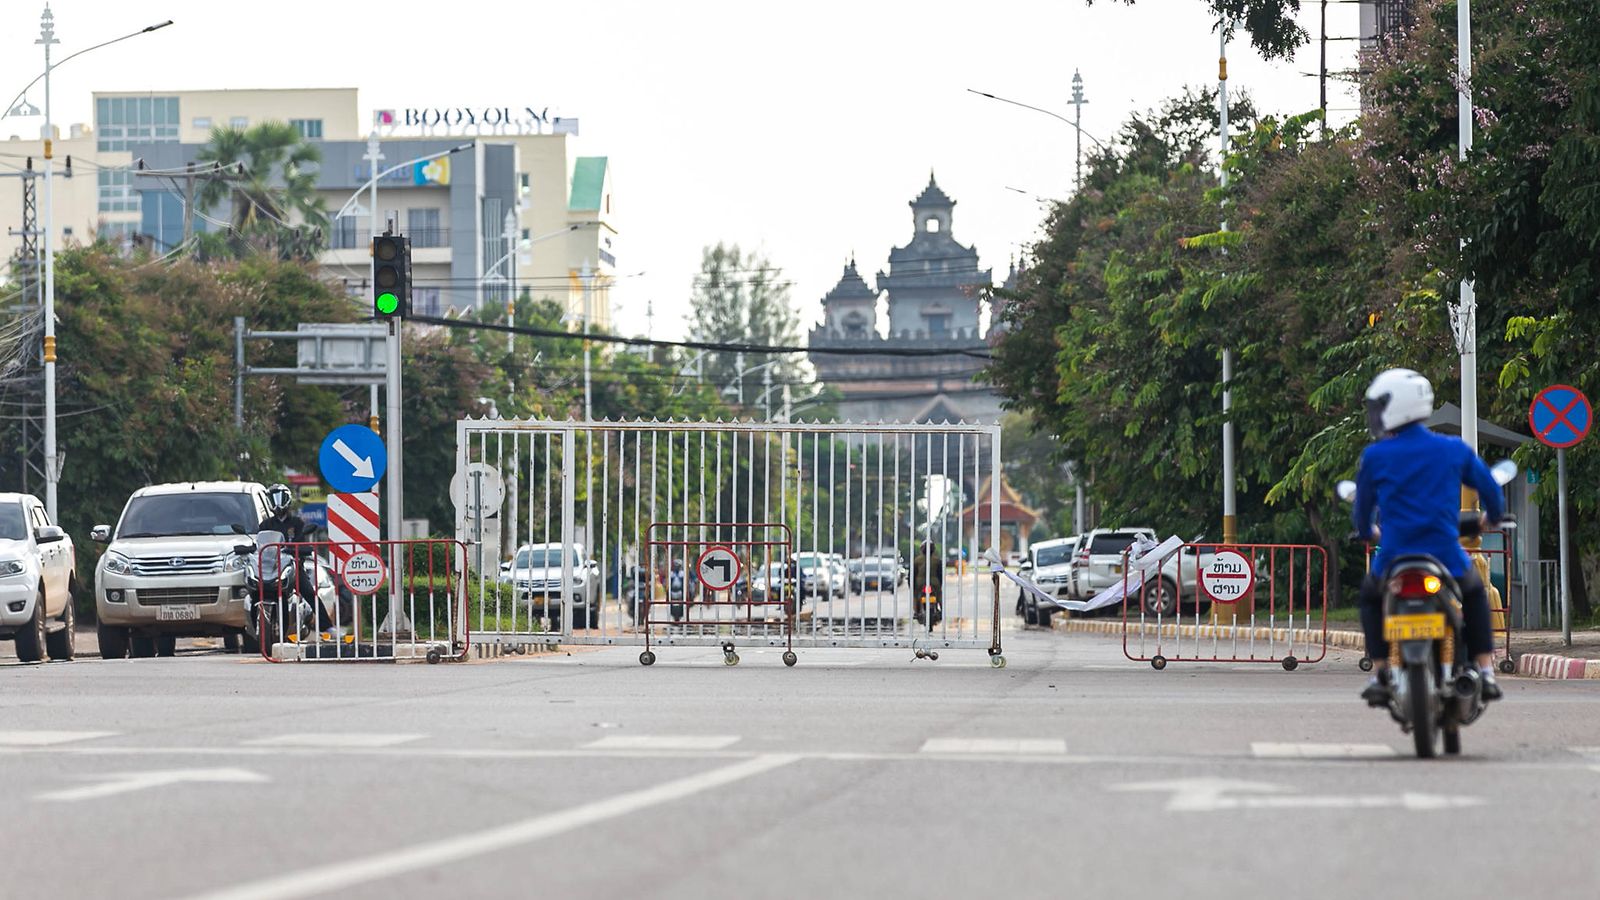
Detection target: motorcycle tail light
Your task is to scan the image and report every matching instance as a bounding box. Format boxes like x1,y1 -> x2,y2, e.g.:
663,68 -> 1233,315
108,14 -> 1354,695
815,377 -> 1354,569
1389,570 -> 1442,596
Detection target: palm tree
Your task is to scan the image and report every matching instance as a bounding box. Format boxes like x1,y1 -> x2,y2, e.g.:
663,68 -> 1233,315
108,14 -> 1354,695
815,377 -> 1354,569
195,121 -> 328,258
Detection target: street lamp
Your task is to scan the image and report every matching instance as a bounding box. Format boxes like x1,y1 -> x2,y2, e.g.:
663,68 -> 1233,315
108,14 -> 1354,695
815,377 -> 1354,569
969,81 -> 1105,532
0,7 -> 174,522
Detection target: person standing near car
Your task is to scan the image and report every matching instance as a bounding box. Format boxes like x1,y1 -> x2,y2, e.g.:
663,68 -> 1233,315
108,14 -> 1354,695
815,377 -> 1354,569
911,540 -> 944,626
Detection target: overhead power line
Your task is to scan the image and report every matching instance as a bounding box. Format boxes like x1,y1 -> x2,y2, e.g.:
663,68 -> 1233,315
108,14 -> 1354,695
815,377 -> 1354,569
407,314 -> 995,360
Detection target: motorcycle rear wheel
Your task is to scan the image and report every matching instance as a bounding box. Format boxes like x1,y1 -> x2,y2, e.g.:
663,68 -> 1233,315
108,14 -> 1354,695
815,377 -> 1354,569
1407,664 -> 1439,758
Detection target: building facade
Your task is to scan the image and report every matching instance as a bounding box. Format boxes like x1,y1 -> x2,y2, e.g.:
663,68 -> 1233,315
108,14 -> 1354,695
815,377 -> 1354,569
807,174 -> 1003,425
2,87 -> 616,326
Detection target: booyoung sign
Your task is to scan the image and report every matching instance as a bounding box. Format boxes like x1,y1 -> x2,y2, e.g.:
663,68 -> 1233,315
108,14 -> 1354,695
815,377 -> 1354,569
373,106 -> 580,137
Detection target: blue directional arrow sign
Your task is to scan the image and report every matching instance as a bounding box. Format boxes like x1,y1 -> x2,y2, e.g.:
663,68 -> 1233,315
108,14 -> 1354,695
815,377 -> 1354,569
318,424 -> 387,493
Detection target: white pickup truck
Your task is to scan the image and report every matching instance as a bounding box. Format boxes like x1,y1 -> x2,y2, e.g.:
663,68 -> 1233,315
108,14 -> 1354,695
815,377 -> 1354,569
0,492 -> 78,662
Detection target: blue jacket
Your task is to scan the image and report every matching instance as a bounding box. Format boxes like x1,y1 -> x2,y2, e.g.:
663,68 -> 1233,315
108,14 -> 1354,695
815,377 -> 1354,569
1354,423 -> 1506,578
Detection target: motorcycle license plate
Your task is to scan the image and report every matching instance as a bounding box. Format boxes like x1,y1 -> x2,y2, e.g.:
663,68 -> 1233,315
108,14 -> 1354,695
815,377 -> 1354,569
156,604 -> 200,622
1384,613 -> 1447,641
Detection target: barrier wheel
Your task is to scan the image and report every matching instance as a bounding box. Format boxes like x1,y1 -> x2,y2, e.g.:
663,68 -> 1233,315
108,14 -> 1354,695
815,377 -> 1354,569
639,651 -> 656,666
990,655 -> 1006,669
1151,655 -> 1167,671
1499,657 -> 1516,675
426,648 -> 442,665
782,651 -> 798,667
724,652 -> 739,666
1358,656 -> 1374,672
928,651 -> 939,661
1282,656 -> 1299,672
987,647 -> 1000,657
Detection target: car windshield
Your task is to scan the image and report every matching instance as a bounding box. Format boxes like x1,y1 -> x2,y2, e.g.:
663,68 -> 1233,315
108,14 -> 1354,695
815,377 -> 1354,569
849,559 -> 892,574
1035,544 -> 1073,567
515,548 -> 578,568
0,502 -> 26,541
1090,533 -> 1145,555
117,492 -> 258,539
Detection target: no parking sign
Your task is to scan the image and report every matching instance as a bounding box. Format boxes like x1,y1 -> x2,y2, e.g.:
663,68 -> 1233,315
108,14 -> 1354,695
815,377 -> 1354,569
1529,385 -> 1592,449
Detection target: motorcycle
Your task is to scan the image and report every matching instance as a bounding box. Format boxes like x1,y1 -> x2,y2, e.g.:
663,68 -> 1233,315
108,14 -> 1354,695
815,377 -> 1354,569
1335,458 -> 1517,758
236,531 -> 351,652
913,584 -> 943,630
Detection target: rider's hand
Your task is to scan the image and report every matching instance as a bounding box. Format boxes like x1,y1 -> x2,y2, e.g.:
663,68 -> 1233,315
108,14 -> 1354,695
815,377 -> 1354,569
1370,525 -> 1381,543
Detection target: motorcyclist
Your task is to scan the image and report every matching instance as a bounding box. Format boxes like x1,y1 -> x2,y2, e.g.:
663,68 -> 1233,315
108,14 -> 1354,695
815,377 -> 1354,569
910,540 -> 944,626
259,483 -> 330,633
1354,369 -> 1506,705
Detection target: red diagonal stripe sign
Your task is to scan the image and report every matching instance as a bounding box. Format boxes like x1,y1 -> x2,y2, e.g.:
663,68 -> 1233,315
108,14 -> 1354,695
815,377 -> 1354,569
327,491 -> 382,563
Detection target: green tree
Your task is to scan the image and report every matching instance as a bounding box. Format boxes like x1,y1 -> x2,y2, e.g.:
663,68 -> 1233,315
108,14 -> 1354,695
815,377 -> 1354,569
685,243 -> 804,410
195,121 -> 328,259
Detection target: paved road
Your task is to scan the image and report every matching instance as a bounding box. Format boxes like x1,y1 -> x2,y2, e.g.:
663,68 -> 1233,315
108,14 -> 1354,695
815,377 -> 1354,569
2,626 -> 1598,899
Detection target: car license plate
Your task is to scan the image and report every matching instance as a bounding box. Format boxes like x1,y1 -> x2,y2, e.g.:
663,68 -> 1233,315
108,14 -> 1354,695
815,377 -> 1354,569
156,604 -> 200,622
1384,613 -> 1447,641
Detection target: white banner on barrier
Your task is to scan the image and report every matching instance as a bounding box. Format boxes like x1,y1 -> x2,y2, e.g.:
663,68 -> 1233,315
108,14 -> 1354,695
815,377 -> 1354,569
987,536 -> 1184,614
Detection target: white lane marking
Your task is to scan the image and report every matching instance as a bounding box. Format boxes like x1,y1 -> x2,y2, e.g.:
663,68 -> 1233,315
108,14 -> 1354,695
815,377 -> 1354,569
185,754 -> 798,900
1110,777 -> 1483,812
584,735 -> 740,751
38,767 -> 268,802
920,738 -> 1066,755
1251,742 -> 1397,759
1568,747 -> 1600,757
0,730 -> 116,746
245,734 -> 423,749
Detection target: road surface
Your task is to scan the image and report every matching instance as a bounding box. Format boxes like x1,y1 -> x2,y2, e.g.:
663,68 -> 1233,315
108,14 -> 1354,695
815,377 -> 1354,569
2,625 -> 1598,899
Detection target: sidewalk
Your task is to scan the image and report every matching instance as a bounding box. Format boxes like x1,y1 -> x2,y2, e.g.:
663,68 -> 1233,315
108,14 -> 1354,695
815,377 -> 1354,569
1504,628 -> 1600,680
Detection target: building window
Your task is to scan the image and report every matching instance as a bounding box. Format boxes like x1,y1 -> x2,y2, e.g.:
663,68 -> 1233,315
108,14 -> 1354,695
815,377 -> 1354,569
925,314 -> 951,335
926,217 -> 941,233
290,118 -> 323,140
97,169 -> 138,213
519,172 -> 530,195
407,208 -> 443,247
229,116 -> 248,129
412,288 -> 442,317
95,95 -> 179,151
192,116 -> 211,130
331,217 -> 358,250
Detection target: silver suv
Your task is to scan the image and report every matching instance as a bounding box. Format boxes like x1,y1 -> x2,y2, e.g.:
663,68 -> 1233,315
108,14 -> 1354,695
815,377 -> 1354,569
1072,528 -> 1157,599
92,481 -> 270,658
1017,535 -> 1081,626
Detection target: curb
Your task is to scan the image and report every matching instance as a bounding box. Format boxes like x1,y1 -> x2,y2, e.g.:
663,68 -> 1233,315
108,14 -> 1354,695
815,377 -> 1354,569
1054,616 -> 1366,653
1512,653 -> 1600,680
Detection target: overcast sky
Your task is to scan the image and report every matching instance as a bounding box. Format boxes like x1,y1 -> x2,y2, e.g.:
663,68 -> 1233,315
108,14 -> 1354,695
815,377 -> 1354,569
2,0 -> 1364,340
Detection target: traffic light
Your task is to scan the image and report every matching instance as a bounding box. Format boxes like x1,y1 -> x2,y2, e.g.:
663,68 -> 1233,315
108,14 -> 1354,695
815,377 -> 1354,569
372,232 -> 411,318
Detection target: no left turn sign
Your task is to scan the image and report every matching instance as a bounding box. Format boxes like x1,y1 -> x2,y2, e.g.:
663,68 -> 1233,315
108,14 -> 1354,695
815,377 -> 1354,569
341,551 -> 388,596
1199,549 -> 1254,604
697,546 -> 741,592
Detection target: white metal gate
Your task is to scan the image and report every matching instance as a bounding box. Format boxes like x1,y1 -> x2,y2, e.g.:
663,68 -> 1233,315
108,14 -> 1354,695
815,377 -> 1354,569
454,419 -> 1004,664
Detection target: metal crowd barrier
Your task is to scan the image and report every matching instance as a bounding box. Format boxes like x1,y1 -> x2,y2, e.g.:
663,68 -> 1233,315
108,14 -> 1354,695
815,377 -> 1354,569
1122,542 -> 1329,671
249,538 -> 469,663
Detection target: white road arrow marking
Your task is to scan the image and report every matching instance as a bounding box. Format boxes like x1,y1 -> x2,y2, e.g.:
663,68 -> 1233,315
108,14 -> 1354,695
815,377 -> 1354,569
332,439 -> 376,479
1109,777 -> 1483,812
37,768 -> 268,802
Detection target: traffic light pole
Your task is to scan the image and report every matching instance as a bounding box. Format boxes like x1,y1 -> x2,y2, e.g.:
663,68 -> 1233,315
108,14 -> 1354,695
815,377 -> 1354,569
367,132 -> 409,634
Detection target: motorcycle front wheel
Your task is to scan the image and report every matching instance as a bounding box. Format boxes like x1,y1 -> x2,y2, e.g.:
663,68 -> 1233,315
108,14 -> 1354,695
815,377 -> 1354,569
1407,663 -> 1440,758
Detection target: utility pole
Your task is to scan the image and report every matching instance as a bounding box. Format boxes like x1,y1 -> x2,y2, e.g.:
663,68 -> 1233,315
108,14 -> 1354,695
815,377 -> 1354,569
39,4 -> 59,522
1319,0 -> 1329,138
1219,23 -> 1237,547
1069,70 -> 1088,190
133,159 -> 239,247
762,365 -> 772,421
581,261 -> 594,421
504,210 -> 517,356
1454,0 -> 1478,454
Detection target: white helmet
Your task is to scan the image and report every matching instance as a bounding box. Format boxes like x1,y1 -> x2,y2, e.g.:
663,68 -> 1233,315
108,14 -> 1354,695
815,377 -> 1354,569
1364,368 -> 1434,437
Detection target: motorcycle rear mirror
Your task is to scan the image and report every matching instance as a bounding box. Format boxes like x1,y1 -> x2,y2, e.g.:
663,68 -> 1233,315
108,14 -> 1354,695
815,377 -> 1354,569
1490,459 -> 1518,486
1335,480 -> 1358,503
233,543 -> 255,556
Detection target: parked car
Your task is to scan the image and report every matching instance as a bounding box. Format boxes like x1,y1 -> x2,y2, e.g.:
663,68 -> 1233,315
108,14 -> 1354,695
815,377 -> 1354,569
93,481 -> 270,659
846,557 -> 899,593
1142,544 -> 1222,617
0,492 -> 77,662
500,542 -> 602,629
1017,535 -> 1081,627
1071,528 -> 1157,601
791,552 -> 846,599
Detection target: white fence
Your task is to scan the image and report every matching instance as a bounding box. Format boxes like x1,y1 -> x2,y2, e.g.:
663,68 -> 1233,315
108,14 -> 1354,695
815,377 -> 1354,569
454,419 -> 1005,664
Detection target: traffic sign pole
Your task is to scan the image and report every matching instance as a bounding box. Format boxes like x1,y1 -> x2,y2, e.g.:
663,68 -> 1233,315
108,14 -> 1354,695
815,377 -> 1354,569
1528,384 -> 1589,648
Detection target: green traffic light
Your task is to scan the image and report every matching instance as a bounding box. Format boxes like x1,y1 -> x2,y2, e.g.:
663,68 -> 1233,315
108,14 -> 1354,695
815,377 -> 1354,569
376,291 -> 399,315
